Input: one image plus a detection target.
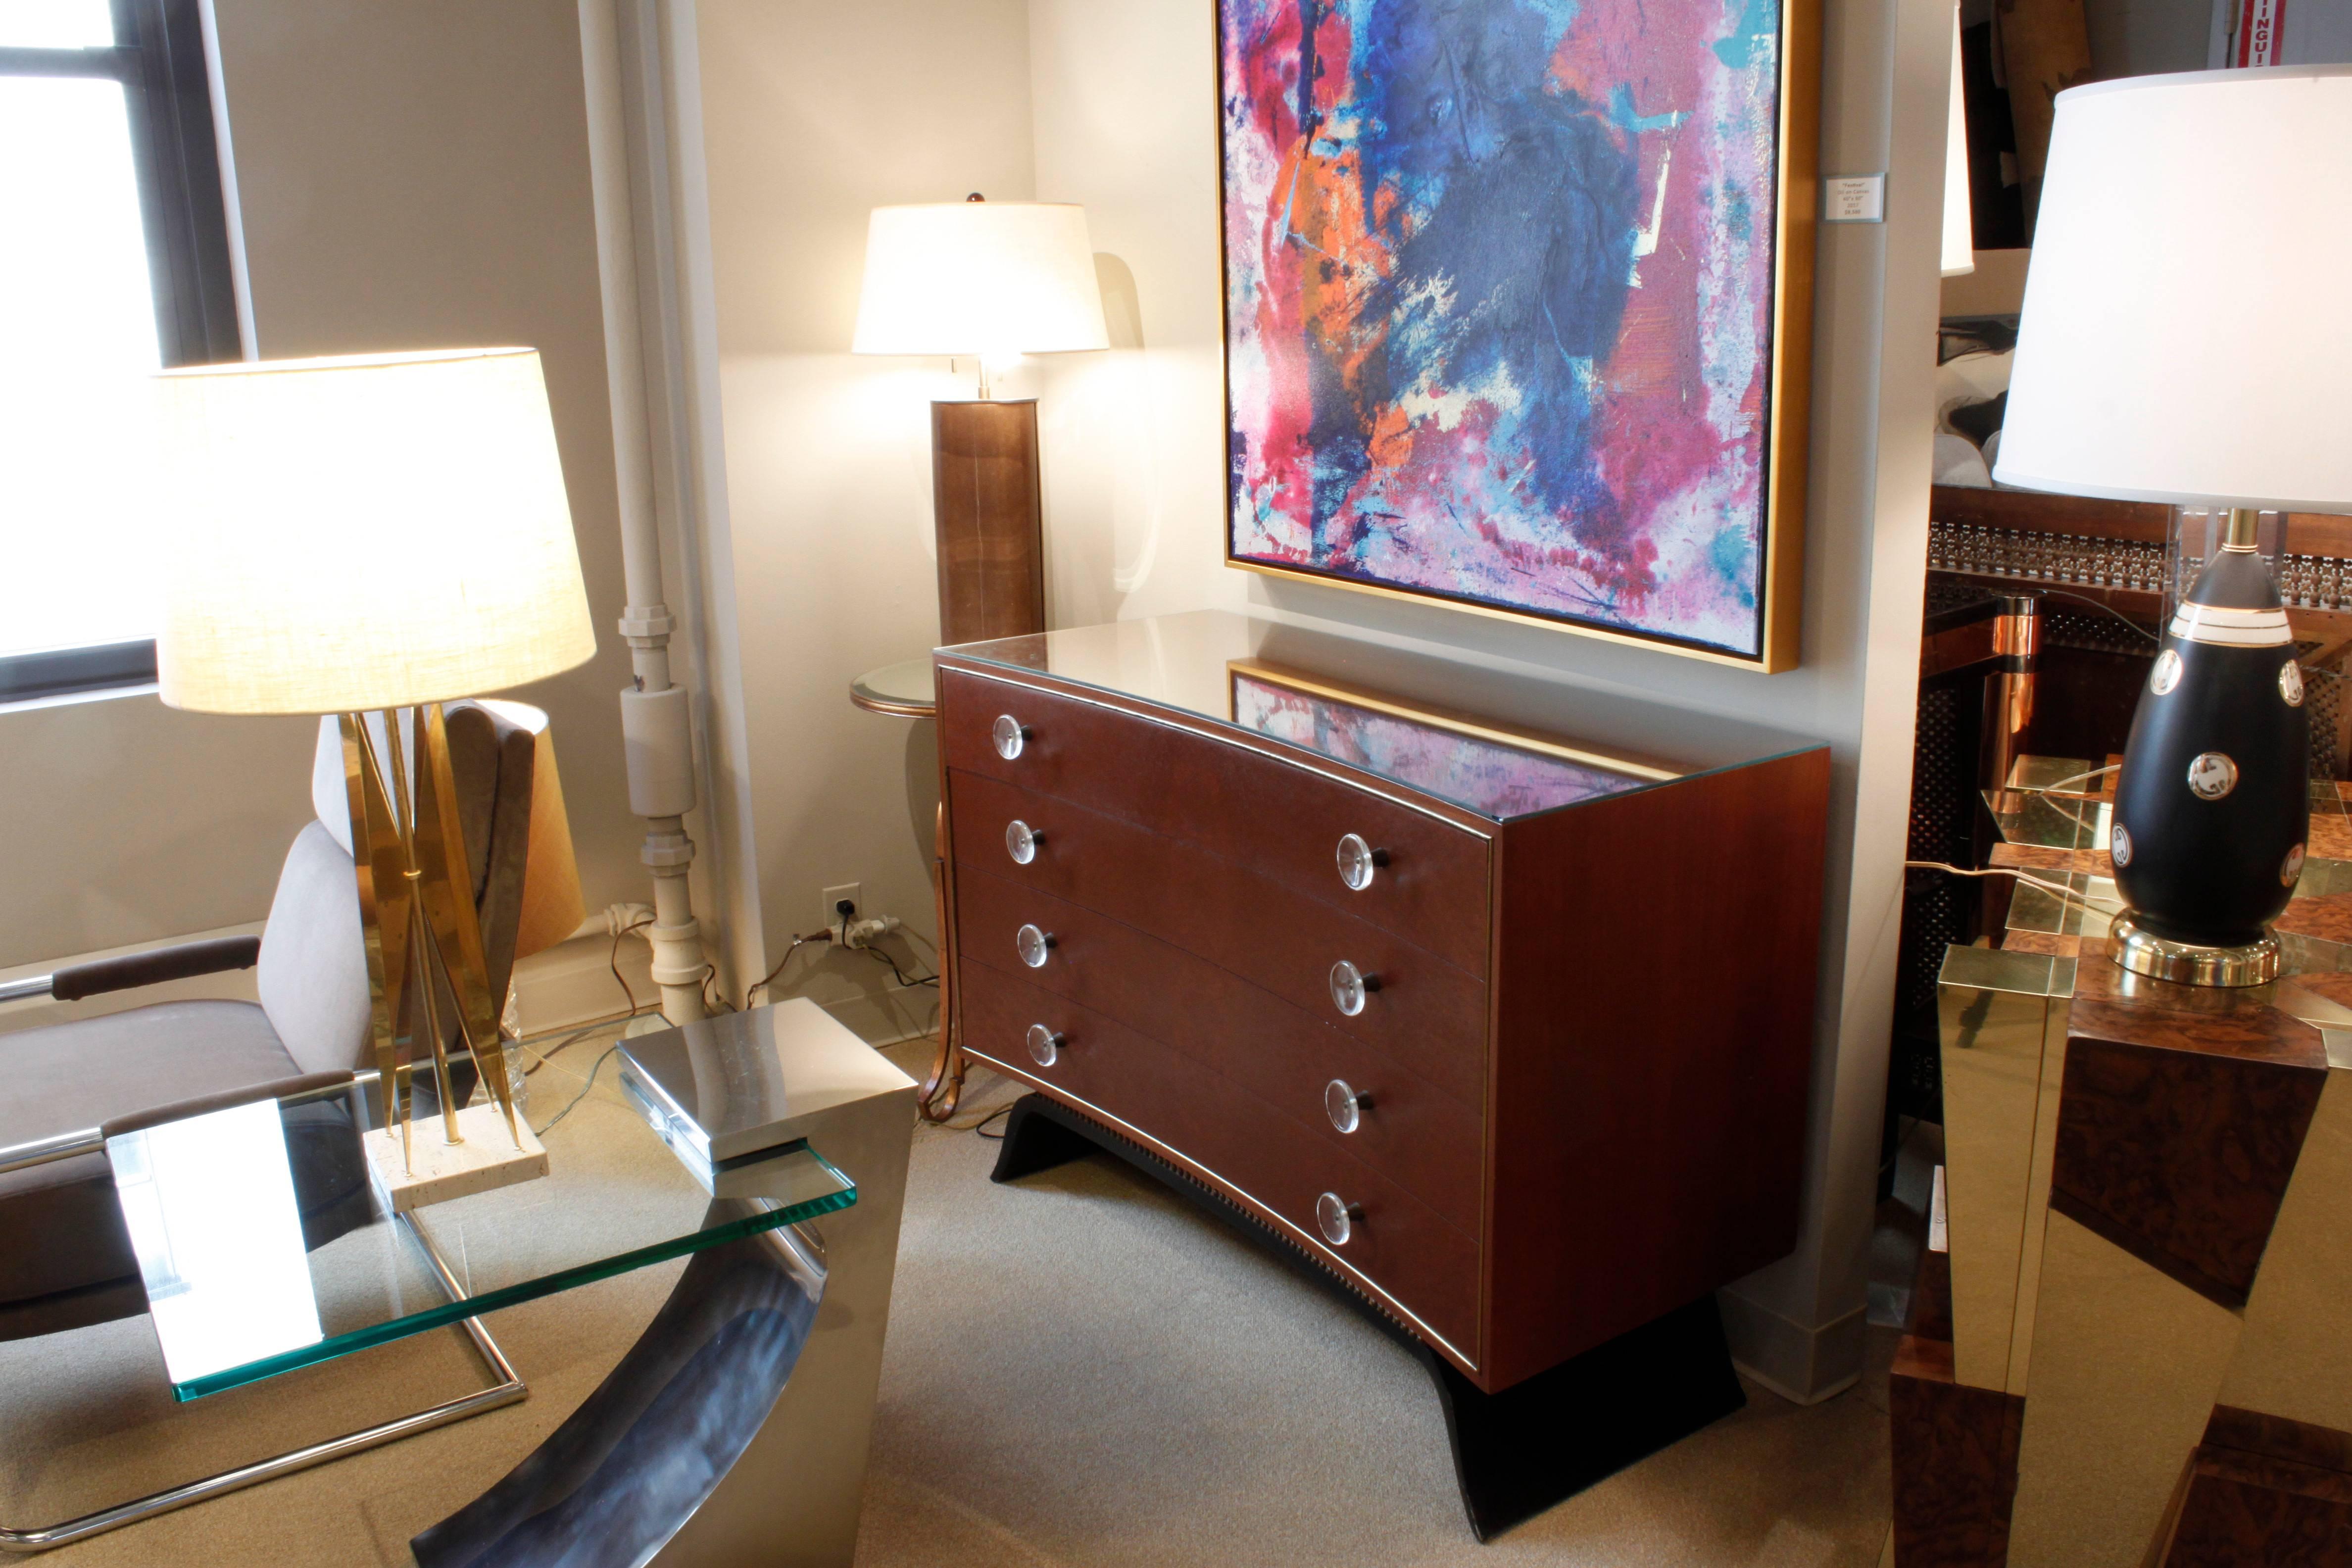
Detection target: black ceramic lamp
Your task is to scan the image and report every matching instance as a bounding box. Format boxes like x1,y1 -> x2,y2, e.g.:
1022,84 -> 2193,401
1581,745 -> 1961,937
1993,65 -> 2352,987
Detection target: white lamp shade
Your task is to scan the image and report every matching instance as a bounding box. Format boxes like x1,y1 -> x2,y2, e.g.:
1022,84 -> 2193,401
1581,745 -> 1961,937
851,201 -> 1110,357
1941,6 -> 1974,278
155,348 -> 598,715
1993,66 -> 2352,511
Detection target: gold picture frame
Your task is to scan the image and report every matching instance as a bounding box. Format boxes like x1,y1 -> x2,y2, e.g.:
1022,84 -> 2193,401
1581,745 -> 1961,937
1214,0 -> 1820,673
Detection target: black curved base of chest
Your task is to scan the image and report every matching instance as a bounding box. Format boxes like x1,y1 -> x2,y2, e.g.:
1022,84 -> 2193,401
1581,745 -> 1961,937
989,1092 -> 1745,1541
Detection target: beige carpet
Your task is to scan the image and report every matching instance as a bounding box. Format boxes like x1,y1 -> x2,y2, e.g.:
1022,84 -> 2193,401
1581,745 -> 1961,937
0,1038 -> 1894,1566
856,1060 -> 1896,1568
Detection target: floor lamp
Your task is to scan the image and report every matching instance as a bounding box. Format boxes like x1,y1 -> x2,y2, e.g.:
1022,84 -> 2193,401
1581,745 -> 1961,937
852,196 -> 1109,643
155,347 -> 599,1201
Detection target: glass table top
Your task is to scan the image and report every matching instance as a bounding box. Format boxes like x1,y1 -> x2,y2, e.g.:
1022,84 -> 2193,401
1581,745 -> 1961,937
940,611 -> 1821,823
849,657 -> 936,717
1959,753 -> 2352,996
105,1083 -> 855,1401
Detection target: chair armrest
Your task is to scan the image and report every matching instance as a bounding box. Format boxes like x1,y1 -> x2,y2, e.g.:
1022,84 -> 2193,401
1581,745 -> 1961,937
48,936 -> 263,1002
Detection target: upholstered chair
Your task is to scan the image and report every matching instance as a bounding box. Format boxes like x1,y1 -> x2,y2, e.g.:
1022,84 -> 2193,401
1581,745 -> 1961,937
0,701 -> 547,1341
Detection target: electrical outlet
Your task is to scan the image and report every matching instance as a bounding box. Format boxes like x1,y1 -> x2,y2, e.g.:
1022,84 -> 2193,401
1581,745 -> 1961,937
822,883 -> 862,938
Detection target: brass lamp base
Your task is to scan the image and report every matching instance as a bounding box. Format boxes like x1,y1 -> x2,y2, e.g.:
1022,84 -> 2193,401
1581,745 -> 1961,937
2110,913 -> 2281,988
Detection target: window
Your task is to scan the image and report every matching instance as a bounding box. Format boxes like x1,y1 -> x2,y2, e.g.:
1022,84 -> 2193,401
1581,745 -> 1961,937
1,0 -> 240,702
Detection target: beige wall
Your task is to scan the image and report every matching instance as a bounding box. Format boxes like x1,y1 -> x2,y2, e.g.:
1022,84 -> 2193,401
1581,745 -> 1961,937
1023,0 -> 1950,1399
0,696 -> 311,970
209,0 -> 643,930
688,0 -> 1036,1029
2,0 -> 646,976
3,2 -> 657,979
1028,0 -> 1239,629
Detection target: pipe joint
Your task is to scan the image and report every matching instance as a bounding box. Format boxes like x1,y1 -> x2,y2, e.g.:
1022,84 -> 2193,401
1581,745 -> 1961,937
618,604 -> 677,640
641,831 -> 694,871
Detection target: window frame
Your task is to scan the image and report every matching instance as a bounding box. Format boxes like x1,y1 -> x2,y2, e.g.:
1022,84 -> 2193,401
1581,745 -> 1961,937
0,0 -> 242,704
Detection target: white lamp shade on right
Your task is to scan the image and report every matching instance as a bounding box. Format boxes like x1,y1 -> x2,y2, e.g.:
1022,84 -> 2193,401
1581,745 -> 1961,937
1993,66 -> 2352,512
155,348 -> 598,716
1941,5 -> 1973,278
851,200 -> 1110,358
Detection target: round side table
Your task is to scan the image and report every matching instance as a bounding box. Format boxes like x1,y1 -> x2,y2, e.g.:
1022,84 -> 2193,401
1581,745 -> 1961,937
849,658 -> 963,1120
848,657 -> 936,720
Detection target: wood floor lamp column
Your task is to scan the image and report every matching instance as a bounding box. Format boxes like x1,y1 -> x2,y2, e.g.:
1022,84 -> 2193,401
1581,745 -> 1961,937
931,399 -> 1046,643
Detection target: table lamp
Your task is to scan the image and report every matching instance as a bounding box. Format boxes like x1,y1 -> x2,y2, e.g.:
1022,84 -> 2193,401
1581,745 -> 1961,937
156,347 -> 598,1188
852,196 -> 1109,644
1994,66 -> 2352,985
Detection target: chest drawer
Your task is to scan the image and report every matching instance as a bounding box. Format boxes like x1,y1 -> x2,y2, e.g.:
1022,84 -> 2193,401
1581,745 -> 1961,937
939,667 -> 1492,974
956,860 -> 1485,1115
960,957 -> 1480,1358
957,856 -> 1482,1224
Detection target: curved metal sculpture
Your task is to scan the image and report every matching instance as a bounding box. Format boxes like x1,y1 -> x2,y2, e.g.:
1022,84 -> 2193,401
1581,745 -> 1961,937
412,1206 -> 824,1568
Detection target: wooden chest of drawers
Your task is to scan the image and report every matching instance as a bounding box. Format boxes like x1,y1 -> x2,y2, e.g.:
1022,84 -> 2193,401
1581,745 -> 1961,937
938,612 -> 1829,1396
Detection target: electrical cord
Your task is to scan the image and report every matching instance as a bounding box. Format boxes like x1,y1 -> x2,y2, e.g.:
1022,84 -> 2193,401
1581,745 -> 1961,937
610,917 -> 655,1016
1904,860 -> 2123,915
535,1043 -> 621,1136
952,1103 -> 1013,1140
2022,762 -> 2117,796
744,931 -> 832,1009
1997,761 -> 2115,838
519,1021 -> 608,1078
855,940 -> 938,989
2030,587 -> 2163,644
701,971 -> 736,1014
2035,796 -> 2101,837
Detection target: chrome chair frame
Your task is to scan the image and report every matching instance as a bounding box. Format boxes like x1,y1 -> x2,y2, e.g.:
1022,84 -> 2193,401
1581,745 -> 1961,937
0,1071 -> 527,1555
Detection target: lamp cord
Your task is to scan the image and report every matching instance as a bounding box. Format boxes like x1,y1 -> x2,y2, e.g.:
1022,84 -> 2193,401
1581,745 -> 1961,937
1904,860 -> 2123,916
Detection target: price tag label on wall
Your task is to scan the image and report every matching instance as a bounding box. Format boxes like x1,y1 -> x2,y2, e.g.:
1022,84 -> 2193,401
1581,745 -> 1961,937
1823,174 -> 1887,224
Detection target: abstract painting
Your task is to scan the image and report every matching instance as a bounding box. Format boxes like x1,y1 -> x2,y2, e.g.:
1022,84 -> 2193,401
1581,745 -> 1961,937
1218,0 -> 1814,667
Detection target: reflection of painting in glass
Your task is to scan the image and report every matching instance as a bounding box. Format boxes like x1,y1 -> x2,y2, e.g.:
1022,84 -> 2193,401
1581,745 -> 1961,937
1231,673 -> 1644,819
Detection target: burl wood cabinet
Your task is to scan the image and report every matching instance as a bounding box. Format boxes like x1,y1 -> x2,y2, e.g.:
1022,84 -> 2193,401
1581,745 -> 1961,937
937,610 -> 1826,1408
1902,757 -> 2352,1567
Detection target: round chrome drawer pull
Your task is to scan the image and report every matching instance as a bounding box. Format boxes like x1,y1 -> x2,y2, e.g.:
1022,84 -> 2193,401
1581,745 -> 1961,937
1335,833 -> 1390,891
1026,1024 -> 1067,1068
1325,1079 -> 1373,1134
1005,819 -> 1045,864
1016,923 -> 1058,969
1316,1192 -> 1364,1247
1328,960 -> 1382,1017
991,714 -> 1032,760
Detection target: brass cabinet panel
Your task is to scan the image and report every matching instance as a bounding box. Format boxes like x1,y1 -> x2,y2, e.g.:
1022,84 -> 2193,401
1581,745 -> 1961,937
2006,1213 -> 2242,1568
2216,1064 -> 2352,1434
1937,945 -> 2072,1393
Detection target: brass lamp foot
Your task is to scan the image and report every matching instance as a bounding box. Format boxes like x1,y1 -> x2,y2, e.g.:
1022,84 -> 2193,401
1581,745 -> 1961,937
2110,913 -> 2281,988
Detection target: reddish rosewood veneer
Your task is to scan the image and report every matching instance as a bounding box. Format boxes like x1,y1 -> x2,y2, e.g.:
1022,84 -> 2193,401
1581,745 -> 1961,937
938,622 -> 1828,1395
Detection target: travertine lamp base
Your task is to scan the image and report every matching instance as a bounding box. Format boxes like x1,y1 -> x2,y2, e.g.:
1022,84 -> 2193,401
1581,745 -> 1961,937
366,1103 -> 547,1213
